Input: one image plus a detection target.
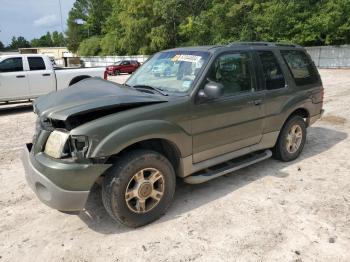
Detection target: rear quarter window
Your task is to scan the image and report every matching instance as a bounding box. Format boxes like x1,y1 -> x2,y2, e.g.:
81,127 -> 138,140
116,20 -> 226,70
281,50 -> 319,86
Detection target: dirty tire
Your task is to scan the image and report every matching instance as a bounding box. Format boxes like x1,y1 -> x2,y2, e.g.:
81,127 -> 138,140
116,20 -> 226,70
102,149 -> 176,227
273,115 -> 306,162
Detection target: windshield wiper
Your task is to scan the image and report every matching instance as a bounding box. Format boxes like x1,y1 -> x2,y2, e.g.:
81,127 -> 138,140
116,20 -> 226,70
132,85 -> 168,96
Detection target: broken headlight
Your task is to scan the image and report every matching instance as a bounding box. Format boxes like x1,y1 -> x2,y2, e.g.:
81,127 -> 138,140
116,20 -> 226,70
44,131 -> 89,160
70,135 -> 89,159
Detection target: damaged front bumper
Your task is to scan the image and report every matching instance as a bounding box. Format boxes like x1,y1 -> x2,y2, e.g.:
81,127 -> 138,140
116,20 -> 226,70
21,143 -> 111,211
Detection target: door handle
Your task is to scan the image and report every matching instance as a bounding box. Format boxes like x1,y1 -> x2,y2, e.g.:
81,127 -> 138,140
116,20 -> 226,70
42,73 -> 51,76
248,99 -> 262,106
16,75 -> 25,78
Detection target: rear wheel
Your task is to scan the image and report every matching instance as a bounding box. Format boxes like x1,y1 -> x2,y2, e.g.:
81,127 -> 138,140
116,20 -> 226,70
273,115 -> 306,162
102,150 -> 176,227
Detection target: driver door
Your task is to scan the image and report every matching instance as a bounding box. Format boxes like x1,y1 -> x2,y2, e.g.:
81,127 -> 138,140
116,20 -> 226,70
191,51 -> 265,163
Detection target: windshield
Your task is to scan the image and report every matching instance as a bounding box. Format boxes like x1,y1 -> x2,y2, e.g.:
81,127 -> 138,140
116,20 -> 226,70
126,51 -> 210,93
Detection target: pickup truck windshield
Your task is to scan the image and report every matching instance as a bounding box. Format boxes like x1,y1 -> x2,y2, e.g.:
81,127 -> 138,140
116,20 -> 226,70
126,51 -> 210,93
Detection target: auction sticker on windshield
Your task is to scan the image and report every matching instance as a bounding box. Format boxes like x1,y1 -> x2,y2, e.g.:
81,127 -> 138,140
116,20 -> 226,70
172,54 -> 202,63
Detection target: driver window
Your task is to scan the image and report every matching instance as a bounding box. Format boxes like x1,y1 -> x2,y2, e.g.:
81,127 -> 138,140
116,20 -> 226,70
0,57 -> 23,73
208,52 -> 254,96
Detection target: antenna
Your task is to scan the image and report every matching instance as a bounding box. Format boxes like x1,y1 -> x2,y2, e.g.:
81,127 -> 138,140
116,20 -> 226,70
58,0 -> 64,34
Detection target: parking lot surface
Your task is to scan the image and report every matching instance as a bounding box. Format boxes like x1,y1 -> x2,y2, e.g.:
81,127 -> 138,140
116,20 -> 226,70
0,70 -> 349,262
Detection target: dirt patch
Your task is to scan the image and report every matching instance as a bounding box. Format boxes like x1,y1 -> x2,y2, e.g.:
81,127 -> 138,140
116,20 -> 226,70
321,114 -> 347,125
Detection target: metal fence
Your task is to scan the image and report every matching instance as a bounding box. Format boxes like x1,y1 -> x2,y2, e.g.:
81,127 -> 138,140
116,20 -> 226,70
80,55 -> 149,67
305,46 -> 350,68
80,46 -> 350,69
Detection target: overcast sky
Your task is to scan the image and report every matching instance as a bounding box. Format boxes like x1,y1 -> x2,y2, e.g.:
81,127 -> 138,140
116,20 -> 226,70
0,0 -> 75,45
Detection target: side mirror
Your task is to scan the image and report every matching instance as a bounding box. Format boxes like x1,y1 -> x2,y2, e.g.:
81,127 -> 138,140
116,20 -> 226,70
198,81 -> 223,101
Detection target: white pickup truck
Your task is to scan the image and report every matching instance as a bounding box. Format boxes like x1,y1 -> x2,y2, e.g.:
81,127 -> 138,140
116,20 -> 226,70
0,54 -> 107,102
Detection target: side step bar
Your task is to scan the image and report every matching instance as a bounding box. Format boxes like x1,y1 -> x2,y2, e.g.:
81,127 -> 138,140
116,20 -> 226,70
184,150 -> 272,184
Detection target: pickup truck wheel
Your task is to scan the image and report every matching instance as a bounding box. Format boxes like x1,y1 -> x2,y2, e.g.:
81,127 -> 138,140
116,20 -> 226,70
102,150 -> 176,227
273,115 -> 306,162
114,70 -> 121,75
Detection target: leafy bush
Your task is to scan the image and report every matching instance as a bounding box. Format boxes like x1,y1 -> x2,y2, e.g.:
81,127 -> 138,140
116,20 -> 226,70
77,36 -> 102,56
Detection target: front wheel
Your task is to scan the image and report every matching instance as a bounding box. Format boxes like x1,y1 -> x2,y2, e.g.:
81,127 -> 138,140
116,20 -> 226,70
273,115 -> 306,162
102,150 -> 176,227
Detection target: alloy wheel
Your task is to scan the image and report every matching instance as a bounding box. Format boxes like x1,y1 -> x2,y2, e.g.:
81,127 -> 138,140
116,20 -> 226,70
286,124 -> 303,154
125,168 -> 165,213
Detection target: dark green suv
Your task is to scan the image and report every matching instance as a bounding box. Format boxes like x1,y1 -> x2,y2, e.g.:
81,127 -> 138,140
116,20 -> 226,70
22,42 -> 324,227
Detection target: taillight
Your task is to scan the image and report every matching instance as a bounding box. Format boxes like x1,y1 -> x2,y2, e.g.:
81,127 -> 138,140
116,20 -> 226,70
104,70 -> 108,80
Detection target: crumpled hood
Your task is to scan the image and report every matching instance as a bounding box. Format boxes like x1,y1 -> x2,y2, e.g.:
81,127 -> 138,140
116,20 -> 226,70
34,77 -> 168,121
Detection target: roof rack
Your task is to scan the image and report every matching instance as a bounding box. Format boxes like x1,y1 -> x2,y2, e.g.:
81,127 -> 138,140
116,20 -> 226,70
228,42 -> 300,48
208,45 -> 224,50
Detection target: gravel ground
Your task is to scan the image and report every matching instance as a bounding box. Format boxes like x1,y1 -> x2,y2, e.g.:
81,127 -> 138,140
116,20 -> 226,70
0,70 -> 349,262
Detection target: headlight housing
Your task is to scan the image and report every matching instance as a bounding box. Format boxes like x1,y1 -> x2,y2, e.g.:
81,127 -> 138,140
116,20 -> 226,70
44,131 -> 89,159
70,135 -> 89,159
44,131 -> 70,159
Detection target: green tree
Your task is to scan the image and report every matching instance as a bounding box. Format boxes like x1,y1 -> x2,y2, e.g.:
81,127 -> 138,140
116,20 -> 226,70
30,31 -> 66,47
67,0 -> 350,55
117,0 -> 154,54
9,36 -> 30,49
66,0 -> 112,52
251,0 -> 350,46
151,0 -> 212,50
31,32 -> 53,47
52,31 -> 66,46
100,0 -> 124,55
77,36 -> 102,56
0,41 -> 4,50
66,0 -> 89,52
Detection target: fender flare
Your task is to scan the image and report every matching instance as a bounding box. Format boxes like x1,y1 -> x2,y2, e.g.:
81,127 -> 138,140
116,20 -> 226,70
280,99 -> 312,124
90,120 -> 192,158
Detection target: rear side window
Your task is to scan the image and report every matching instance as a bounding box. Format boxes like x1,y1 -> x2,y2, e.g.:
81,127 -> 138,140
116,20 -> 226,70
281,50 -> 318,86
0,57 -> 23,72
258,51 -> 285,90
28,57 -> 46,71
